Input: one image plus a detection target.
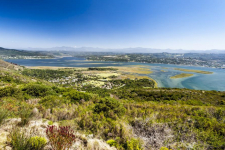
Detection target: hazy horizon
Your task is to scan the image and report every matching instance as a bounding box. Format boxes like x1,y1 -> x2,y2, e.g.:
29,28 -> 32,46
4,46 -> 225,51
1,0 -> 225,50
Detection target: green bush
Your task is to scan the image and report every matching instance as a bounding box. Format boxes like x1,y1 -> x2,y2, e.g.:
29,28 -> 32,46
28,136 -> 47,150
107,139 -> 117,147
48,121 -> 53,125
126,138 -> 142,150
160,147 -> 170,150
94,98 -> 126,118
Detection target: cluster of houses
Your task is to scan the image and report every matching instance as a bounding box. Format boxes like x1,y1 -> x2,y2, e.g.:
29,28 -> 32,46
0,55 -> 50,59
101,82 -> 113,89
101,82 -> 125,89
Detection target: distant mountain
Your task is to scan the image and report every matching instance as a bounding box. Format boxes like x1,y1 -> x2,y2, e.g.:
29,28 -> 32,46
23,46 -> 225,54
23,46 -> 108,52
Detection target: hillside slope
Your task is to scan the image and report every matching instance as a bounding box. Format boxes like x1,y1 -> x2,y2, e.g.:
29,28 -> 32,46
0,66 -> 224,150
0,59 -> 23,71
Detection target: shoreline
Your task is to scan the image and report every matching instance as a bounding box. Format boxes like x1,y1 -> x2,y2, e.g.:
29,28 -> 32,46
87,59 -> 223,69
5,57 -> 223,69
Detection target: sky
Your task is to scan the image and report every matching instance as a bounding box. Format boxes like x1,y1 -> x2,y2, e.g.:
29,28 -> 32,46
0,0 -> 225,50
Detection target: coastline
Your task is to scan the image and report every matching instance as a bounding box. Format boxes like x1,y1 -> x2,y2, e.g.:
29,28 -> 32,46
6,58 -> 225,91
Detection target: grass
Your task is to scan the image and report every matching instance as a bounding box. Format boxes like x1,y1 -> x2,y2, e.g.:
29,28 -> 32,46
8,128 -> 31,149
0,109 -> 10,125
170,73 -> 194,79
174,68 -> 213,74
18,107 -> 32,126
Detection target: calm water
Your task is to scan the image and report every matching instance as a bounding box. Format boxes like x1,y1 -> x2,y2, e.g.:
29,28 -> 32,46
5,57 -> 225,91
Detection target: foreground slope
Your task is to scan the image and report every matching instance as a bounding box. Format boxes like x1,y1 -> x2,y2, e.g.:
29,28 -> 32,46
0,62 -> 224,150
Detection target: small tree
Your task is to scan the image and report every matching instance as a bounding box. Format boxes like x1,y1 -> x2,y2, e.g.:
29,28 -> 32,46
46,125 -> 76,150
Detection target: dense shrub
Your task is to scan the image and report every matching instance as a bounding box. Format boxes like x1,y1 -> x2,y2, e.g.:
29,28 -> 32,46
81,85 -> 110,97
22,84 -> 56,97
0,73 -> 22,84
39,95 -> 69,108
0,86 -> 23,99
111,79 -> 155,89
22,69 -> 73,80
88,67 -> 117,71
94,98 -> 126,118
63,90 -> 90,103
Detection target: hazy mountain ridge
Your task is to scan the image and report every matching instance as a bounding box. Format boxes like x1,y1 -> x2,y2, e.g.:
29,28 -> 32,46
22,46 -> 225,54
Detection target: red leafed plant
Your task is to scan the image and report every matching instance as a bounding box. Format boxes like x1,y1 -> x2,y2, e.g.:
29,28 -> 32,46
46,125 -> 76,150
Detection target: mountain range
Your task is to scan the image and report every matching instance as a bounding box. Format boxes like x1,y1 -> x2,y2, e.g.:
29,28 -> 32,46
22,46 -> 225,54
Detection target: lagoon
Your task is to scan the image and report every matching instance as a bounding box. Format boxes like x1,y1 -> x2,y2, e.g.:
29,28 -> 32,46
5,57 -> 225,91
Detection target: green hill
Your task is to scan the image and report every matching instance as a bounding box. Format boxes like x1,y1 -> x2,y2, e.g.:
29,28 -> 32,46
0,47 -> 53,59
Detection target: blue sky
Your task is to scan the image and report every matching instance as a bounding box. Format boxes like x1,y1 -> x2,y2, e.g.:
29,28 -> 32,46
0,0 -> 225,50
